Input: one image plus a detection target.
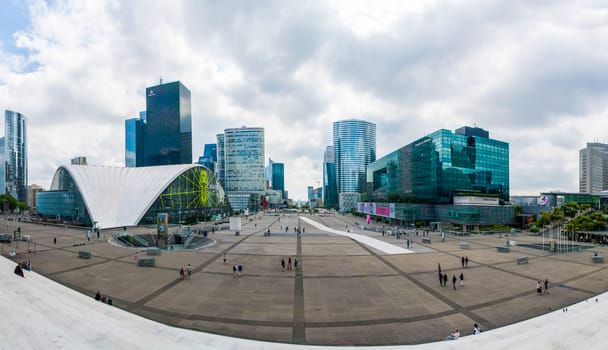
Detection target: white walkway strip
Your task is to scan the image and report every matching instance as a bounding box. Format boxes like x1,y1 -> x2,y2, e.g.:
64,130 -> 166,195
299,216 -> 411,255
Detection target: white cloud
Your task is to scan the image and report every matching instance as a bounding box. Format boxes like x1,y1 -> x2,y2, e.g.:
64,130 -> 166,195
0,0 -> 607,200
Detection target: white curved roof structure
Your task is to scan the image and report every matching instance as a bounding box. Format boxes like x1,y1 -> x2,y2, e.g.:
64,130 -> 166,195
55,164 -> 206,229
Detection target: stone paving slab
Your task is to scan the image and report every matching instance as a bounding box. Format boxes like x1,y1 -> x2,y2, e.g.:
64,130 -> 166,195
179,319 -> 293,343
230,242 -> 296,255
52,260 -> 178,303
562,268 -> 608,293
245,235 -> 298,244
204,254 -> 297,277
304,276 -> 452,322
145,273 -> 294,322
412,266 -> 537,308
301,236 -> 354,244
17,248 -> 107,274
493,256 -> 601,284
301,243 -> 370,256
116,251 -> 217,270
386,252 -> 477,273
65,242 -> 133,259
306,313 -> 475,345
302,256 -> 397,277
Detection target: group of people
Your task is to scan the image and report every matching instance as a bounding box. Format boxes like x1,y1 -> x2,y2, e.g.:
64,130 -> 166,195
179,264 -> 193,280
233,264 -> 244,277
281,257 -> 298,271
94,291 -> 113,305
536,278 -> 549,295
461,256 -> 469,268
445,323 -> 481,341
437,263 -> 464,289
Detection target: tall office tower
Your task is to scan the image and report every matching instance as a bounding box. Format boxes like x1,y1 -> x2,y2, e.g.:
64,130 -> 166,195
222,126 -> 265,211
125,111 -> 146,167
265,158 -> 275,187
579,142 -> 608,193
197,143 -> 217,173
0,137 -> 4,196
333,119 -> 376,195
143,81 -> 192,166
216,134 -> 225,188
5,110 -> 28,202
323,145 -> 338,209
271,162 -> 285,199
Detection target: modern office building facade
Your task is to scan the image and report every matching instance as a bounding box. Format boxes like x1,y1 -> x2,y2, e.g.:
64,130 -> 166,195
197,143 -> 217,173
143,81 -> 192,166
323,146 -> 338,210
5,110 -> 28,202
360,126 -> 511,228
218,127 -> 265,212
216,134 -> 225,188
367,126 -> 509,203
333,119 -> 376,197
265,159 -> 285,199
125,111 -> 146,167
579,142 -> 608,194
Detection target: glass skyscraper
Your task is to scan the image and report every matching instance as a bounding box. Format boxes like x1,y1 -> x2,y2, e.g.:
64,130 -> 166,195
333,119 -> 376,194
323,146 -> 338,209
271,161 -> 285,198
579,142 -> 608,194
367,126 -> 509,203
216,134 -> 225,188
125,111 -> 146,167
5,110 -> 28,202
197,143 -> 217,173
143,81 -> 192,166
218,127 -> 265,211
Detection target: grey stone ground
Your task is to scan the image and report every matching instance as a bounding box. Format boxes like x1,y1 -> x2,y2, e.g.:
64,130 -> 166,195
4,214 -> 608,345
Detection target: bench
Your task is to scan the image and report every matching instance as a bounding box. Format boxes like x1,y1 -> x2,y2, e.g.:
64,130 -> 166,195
517,256 -> 528,264
592,256 -> 604,263
147,247 -> 161,256
138,257 -> 155,267
460,242 -> 470,249
496,246 -> 510,253
78,251 -> 91,259
422,237 -> 431,244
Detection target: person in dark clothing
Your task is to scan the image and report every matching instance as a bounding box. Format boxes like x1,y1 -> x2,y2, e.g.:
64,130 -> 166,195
465,256 -> 469,268
452,274 -> 457,289
294,258 -> 298,270
14,264 -> 24,278
460,272 -> 464,287
281,258 -> 285,271
438,270 -> 443,286
53,237 -> 57,245
461,256 -> 465,268
95,291 -> 101,301
443,273 -> 448,287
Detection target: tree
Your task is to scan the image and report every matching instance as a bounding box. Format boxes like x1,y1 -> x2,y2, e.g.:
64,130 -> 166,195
0,194 -> 18,211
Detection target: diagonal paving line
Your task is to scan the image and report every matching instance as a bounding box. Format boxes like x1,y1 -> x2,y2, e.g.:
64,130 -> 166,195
292,230 -> 306,343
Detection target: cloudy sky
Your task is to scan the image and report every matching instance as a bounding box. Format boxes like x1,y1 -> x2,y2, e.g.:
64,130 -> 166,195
1,0 -> 607,200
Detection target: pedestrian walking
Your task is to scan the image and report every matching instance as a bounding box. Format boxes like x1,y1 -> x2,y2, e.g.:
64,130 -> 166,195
233,264 -> 237,277
465,256 -> 469,268
452,274 -> 457,290
295,258 -> 298,270
287,257 -> 292,271
179,267 -> 185,279
460,272 -> 464,287
438,263 -> 442,273
544,278 -> 549,294
281,258 -> 285,271
53,237 -> 57,245
438,270 -> 443,286
536,281 -> 542,295
186,264 -> 192,279
443,273 -> 448,287
461,256 -> 465,268
238,264 -> 243,277
223,253 -> 227,264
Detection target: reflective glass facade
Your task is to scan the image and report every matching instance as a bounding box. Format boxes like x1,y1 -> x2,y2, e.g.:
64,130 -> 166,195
271,162 -> 284,198
125,113 -> 145,167
333,120 -> 376,194
323,146 -> 338,209
38,167 -> 90,225
216,134 -> 225,188
143,81 -> 192,166
368,127 -> 509,203
5,110 -> 27,202
197,143 -> 217,173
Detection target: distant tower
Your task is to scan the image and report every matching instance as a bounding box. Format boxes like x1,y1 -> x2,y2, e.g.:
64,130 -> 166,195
323,145 -> 338,209
333,119 -> 376,194
580,142 -> 608,193
4,110 -> 28,202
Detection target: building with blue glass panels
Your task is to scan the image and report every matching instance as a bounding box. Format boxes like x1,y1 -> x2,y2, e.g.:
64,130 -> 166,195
333,119 -> 376,196
271,161 -> 284,199
125,111 -> 146,167
368,126 -> 509,203
4,110 -> 28,203
323,146 -> 338,210
143,81 -> 192,166
197,143 -> 217,173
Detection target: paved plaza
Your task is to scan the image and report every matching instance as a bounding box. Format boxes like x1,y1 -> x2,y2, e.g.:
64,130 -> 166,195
4,214 -> 608,346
